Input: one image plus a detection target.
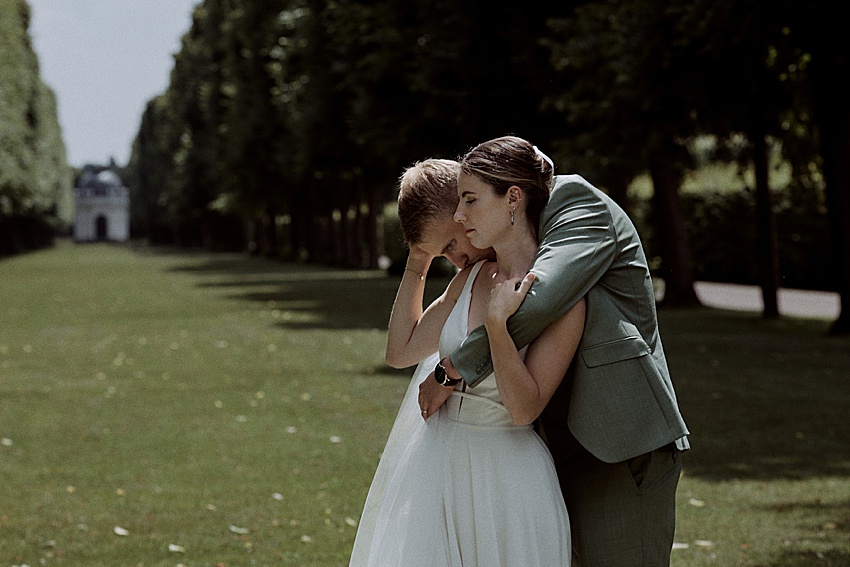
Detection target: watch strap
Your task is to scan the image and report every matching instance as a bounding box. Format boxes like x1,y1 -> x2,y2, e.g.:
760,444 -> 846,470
434,361 -> 461,387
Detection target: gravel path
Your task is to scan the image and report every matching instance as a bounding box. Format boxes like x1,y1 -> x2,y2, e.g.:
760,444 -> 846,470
693,281 -> 840,319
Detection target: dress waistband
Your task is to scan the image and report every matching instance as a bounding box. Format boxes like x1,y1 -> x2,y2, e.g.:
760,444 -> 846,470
443,391 -> 528,429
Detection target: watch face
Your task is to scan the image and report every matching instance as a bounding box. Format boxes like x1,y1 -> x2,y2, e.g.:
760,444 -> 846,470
435,363 -> 447,384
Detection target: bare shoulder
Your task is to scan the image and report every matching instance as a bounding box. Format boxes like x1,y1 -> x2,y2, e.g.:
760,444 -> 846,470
444,265 -> 474,303
446,261 -> 495,302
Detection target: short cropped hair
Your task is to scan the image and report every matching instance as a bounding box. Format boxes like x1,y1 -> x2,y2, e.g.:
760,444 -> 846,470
397,159 -> 461,245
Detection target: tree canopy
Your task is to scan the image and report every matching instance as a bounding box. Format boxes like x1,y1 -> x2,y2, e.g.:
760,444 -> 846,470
0,0 -> 70,254
4,0 -> 844,331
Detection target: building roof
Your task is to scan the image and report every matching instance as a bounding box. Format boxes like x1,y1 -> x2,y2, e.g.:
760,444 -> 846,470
76,167 -> 126,190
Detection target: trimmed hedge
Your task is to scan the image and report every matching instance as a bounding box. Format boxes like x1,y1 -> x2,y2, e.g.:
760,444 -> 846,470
640,184 -> 833,291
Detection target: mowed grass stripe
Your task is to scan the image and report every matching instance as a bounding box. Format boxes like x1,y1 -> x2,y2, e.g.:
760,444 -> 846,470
1,242 -> 848,566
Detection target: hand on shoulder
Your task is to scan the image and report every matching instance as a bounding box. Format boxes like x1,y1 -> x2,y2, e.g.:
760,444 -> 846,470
485,272 -> 536,329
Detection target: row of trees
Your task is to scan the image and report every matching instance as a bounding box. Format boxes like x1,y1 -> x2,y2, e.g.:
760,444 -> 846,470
124,1 -> 572,264
0,0 -> 71,256
124,0 -> 848,333
545,0 -> 848,327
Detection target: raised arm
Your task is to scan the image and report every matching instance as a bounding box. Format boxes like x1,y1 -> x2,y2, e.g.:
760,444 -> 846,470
485,273 -> 586,425
385,247 -> 468,369
451,175 -> 616,386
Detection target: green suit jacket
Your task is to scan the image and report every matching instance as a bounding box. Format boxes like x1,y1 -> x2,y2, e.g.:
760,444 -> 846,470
451,174 -> 689,463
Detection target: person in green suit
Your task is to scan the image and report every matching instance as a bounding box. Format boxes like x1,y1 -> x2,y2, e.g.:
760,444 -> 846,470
406,136 -> 689,566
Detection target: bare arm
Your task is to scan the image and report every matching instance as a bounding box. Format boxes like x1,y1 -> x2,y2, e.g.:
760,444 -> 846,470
450,176 -> 614,386
385,248 -> 468,369
485,273 -> 586,425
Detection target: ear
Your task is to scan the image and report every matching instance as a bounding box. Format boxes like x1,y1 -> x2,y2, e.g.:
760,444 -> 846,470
507,185 -> 523,205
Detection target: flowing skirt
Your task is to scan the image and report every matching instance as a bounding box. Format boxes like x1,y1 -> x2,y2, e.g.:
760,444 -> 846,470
350,354 -> 570,566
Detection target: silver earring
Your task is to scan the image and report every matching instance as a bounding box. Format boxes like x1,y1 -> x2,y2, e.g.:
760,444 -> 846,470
510,210 -> 515,225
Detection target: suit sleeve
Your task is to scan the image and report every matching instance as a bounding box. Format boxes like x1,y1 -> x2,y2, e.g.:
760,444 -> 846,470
451,176 -> 617,386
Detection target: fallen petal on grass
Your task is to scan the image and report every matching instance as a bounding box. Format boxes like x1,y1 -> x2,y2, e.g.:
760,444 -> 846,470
689,498 -> 706,507
229,525 -> 249,535
169,543 -> 186,553
114,526 -> 129,536
672,542 -> 689,550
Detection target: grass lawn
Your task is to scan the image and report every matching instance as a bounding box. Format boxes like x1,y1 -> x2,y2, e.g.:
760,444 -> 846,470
1,242 -> 848,566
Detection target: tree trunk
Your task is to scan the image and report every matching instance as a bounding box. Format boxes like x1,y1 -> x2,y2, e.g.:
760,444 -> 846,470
347,203 -> 364,268
290,192 -> 311,261
648,149 -> 701,307
332,209 -> 345,266
752,134 -> 780,319
809,51 -> 850,335
366,186 -> 381,269
265,209 -> 279,258
817,110 -> 850,335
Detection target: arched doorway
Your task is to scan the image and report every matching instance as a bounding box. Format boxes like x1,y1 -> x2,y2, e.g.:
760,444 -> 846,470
95,215 -> 108,241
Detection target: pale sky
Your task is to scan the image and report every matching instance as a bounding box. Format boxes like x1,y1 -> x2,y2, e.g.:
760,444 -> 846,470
26,0 -> 200,167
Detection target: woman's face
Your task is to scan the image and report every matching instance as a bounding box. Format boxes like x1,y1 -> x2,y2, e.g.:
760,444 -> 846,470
454,173 -> 512,250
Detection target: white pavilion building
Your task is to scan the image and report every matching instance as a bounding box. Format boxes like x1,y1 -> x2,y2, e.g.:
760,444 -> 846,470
73,167 -> 130,242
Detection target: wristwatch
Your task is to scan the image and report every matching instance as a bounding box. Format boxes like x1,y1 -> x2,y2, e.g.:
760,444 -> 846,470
434,360 -> 461,388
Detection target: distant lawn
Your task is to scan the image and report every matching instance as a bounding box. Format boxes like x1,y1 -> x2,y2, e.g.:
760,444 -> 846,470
1,242 -> 848,566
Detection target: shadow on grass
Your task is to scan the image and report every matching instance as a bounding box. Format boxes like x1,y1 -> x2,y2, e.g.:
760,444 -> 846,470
758,498 -> 850,557
155,249 -> 850,483
771,549 -> 850,567
161,250 -> 451,331
658,308 -> 850,482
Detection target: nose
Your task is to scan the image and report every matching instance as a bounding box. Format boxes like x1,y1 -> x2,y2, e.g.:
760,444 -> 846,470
453,210 -> 466,223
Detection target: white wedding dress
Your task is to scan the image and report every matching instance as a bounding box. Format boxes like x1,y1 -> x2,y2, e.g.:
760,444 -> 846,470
350,261 -> 570,566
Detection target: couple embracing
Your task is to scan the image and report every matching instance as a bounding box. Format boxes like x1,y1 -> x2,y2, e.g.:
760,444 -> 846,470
350,136 -> 689,567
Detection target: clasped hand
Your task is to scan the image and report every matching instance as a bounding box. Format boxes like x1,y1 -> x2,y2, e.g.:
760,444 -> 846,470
418,271 -> 535,421
485,272 -> 536,329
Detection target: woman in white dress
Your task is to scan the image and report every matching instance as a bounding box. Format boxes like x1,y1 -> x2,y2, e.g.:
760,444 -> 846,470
350,137 -> 585,566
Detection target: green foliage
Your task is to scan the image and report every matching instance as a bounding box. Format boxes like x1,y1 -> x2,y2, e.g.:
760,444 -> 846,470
0,0 -> 71,254
670,185 -> 832,291
119,0 -> 847,324
124,0 -> 575,262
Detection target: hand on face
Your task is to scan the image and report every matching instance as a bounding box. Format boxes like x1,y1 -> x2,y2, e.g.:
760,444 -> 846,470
408,243 -> 435,264
485,272 -> 535,328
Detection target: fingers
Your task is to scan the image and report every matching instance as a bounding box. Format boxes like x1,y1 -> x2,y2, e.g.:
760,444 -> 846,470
517,272 -> 536,295
418,373 -> 452,420
510,272 -> 535,293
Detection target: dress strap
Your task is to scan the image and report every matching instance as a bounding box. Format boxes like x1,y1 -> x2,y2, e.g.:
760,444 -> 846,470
461,261 -> 486,298
438,260 -> 488,360
455,260 -> 486,333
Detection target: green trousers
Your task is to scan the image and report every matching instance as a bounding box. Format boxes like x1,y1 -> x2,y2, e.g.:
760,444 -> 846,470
553,444 -> 683,567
